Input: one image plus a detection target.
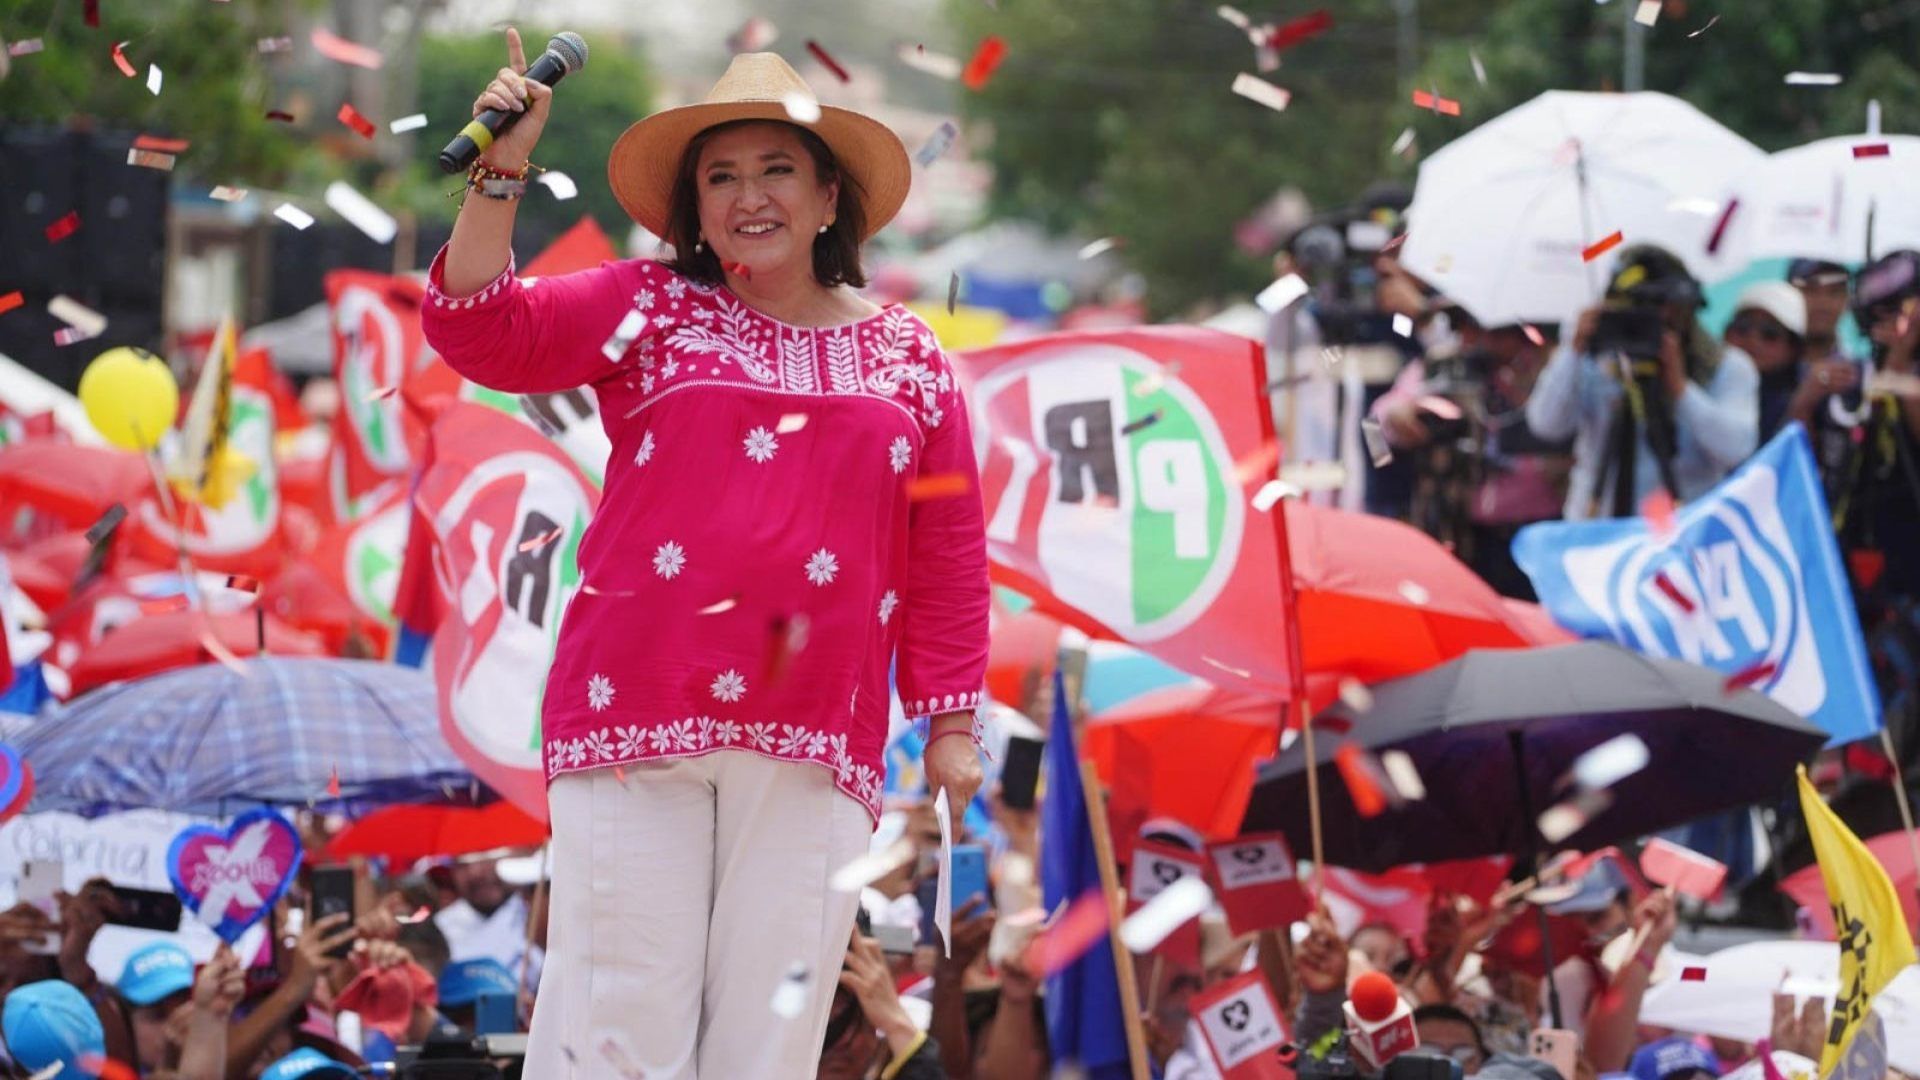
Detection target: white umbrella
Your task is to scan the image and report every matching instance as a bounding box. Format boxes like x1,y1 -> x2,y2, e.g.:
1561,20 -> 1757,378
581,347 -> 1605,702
1639,939 -> 1920,1073
1720,133 -> 1920,266
1400,91 -> 1764,328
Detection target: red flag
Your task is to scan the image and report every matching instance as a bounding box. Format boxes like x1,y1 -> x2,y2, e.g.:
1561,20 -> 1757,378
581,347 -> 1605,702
1192,970 -> 1295,1079
1127,839 -> 1206,967
521,216 -> 619,278
955,327 -> 1297,702
1205,833 -> 1312,936
1639,837 -> 1728,901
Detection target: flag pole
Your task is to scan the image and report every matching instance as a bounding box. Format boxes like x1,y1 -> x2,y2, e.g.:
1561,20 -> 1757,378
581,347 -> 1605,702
1876,728 -> 1920,913
1079,755 -> 1153,1080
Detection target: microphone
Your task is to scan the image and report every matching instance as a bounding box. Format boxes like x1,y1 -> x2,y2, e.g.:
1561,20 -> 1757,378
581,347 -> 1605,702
1343,971 -> 1420,1070
438,31 -> 589,173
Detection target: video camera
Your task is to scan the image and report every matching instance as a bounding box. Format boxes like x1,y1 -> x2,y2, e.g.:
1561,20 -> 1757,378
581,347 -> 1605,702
1280,184 -> 1413,348
1853,249 -> 1920,335
1288,1037 -> 1464,1080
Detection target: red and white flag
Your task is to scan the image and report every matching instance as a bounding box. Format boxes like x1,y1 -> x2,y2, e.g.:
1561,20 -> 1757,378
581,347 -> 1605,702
1206,833 -> 1312,936
1192,970 -> 1294,1079
1127,838 -> 1207,966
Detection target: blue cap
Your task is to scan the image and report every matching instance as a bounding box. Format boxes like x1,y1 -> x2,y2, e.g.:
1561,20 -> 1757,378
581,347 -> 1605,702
1631,1038 -> 1722,1080
260,1047 -> 357,1080
2,979 -> 107,1076
116,941 -> 197,1006
437,957 -> 518,1006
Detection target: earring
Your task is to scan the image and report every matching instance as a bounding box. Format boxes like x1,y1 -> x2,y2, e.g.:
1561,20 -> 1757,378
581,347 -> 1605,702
694,238 -> 705,253
818,224 -> 830,234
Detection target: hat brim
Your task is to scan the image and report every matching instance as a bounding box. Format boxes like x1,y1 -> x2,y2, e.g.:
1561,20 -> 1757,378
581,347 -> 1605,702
608,102 -> 910,244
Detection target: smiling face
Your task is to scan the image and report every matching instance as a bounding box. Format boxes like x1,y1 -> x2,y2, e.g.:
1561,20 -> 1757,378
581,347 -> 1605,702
694,121 -> 839,283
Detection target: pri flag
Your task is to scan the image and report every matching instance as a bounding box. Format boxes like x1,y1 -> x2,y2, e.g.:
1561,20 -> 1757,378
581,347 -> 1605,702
1794,766 -> 1916,1078
404,404 -> 600,821
1191,970 -> 1293,1079
955,327 -> 1296,700
1206,833 -> 1313,936
1513,425 -> 1880,745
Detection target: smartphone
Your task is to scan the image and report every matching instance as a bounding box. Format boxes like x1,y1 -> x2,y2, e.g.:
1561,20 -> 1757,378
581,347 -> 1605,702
872,923 -> 915,956
105,886 -> 183,932
309,864 -> 356,959
474,991 -> 516,1036
950,844 -> 990,914
999,736 -> 1044,811
1530,1028 -> 1580,1080
18,860 -> 62,955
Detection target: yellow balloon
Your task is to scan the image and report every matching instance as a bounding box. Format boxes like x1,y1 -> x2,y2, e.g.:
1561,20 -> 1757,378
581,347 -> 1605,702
78,347 -> 179,451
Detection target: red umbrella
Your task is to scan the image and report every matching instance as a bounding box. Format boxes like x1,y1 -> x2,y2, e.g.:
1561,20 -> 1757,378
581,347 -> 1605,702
64,608 -> 326,697
264,561 -> 390,656
1084,682 -> 1279,847
986,600 -> 1062,711
0,442 -> 151,529
327,800 -> 549,866
1780,829 -> 1919,941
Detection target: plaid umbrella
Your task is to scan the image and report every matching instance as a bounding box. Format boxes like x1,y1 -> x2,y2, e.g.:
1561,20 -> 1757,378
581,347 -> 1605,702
18,658 -> 473,816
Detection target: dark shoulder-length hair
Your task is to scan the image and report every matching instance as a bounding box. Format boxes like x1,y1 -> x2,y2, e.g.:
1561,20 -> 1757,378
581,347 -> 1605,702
662,118 -> 869,289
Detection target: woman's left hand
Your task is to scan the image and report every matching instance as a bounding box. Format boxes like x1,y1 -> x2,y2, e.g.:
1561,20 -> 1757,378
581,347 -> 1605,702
924,712 -> 983,809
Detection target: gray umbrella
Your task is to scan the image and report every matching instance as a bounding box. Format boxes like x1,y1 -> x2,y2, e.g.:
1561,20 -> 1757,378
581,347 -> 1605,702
1239,642 -> 1826,872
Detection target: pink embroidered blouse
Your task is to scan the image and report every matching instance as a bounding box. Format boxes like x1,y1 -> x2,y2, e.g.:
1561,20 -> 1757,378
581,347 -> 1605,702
420,249 -> 990,821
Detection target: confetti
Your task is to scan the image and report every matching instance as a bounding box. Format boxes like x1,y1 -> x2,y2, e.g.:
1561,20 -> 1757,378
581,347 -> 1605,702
1337,677 -> 1374,713
1538,788 -> 1611,844
1361,417 -> 1392,467
593,1034 -> 649,1079
961,35 -> 1007,90
805,39 -> 851,83
780,91 -> 822,123
365,385 -> 397,402
1397,580 -> 1430,605
265,110 -> 296,123
601,309 -> 647,362
77,1055 -> 135,1080
1634,0 -> 1662,26
1571,733 -> 1650,791
915,120 -> 958,168
896,43 -> 962,80
1852,143 -> 1891,159
84,504 -> 128,547
1412,88 -> 1461,116
727,16 -> 780,53
1706,199 -> 1740,254
1687,15 -> 1720,37
111,42 -> 136,78
1391,127 -> 1417,157
1231,72 -> 1291,114
324,181 -> 397,243
1120,410 -> 1162,436
1681,966 -> 1707,981
146,64 -> 162,96
84,0 -> 99,27
1267,10 -> 1332,50
0,293 -> 21,317
1217,5 -> 1252,30
1078,237 -> 1120,260
907,472 -> 971,500
1582,230 -> 1624,262
1255,272 -> 1309,313
829,838 -> 915,892
210,186 -> 248,202
258,36 -> 293,53
311,27 -> 383,69
273,204 -> 315,230
1784,72 -> 1842,86
947,272 -> 960,315
1278,460 -> 1347,492
7,39 -> 44,57
1723,660 -> 1777,691
1650,571 -> 1695,613
1413,395 -> 1462,421
723,261 -> 752,280
1470,49 -> 1487,86
696,596 -> 738,615
768,962 -> 811,1019
1200,656 -> 1252,679
388,113 -> 428,133
1119,875 -> 1212,953
49,295 -> 107,340
1025,889 -> 1111,978
1639,489 -> 1676,536
225,574 -> 261,594
337,102 -> 376,139
776,413 -> 809,434
1250,480 -> 1297,511
1522,324 -> 1546,347
1381,750 -> 1426,801
134,134 -> 191,154
1334,744 -> 1390,818
538,171 -> 579,200
326,767 -> 341,798
1231,441 -> 1283,486
1391,313 -> 1414,338
517,527 -> 563,554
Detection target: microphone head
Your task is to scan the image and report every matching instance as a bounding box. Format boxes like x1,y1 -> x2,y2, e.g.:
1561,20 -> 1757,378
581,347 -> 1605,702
546,32 -> 588,73
1350,971 -> 1402,1023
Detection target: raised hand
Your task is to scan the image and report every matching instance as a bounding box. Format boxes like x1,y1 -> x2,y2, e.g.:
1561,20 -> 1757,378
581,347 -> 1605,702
471,27 -> 554,171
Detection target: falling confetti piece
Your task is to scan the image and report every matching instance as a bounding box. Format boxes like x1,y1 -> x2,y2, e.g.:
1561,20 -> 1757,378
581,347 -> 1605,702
1120,410 -> 1163,436
311,27 -> 383,69
258,36 -> 293,53
723,260 -> 752,280
776,413 -> 809,434
1381,750 -> 1426,801
915,120 -> 958,167
601,309 -> 647,363
133,134 -> 191,154
365,385 -> 398,402
1651,571 -> 1695,613
1723,660 -> 1777,691
265,110 -> 296,123
327,767 -> 341,797
829,838 -> 915,892
84,504 -> 128,546
1217,5 -> 1252,30
388,113 -> 428,133
1255,272 -> 1309,313
1361,417 -> 1392,467
907,472 -> 971,500
961,35 -> 1007,90
146,64 -> 162,95
1267,10 -> 1332,50
1119,876 -> 1212,953
1078,237 -> 1120,260
1634,0 -> 1662,26
805,39 -> 851,83
111,42 -> 136,78
7,39 -> 44,57
273,204 -> 315,230
517,527 -> 564,554
1337,677 -> 1373,713
1278,460 -> 1347,492
1335,744 -> 1390,818
1200,656 -> 1252,679
1571,733 -> 1650,791
1397,580 -> 1430,605
1522,324 -> 1546,347
769,962 -> 811,1019
1231,441 -> 1283,486
0,293 -> 21,317
1537,789 -> 1611,844
1681,966 -> 1707,981
1687,15 -> 1720,37
84,0 -> 99,27
1231,72 -> 1292,114
1391,313 -> 1414,338
1025,889 -> 1111,978
696,596 -> 739,616
225,574 -> 261,594
1639,489 -> 1676,536
1391,127 -> 1417,157
1250,480 -> 1296,511
1582,230 -> 1624,262
1852,143 -> 1891,159
1254,42 -> 1280,73
896,42 -> 962,80
538,171 -> 579,200
1706,199 -> 1740,255
947,272 -> 960,315
47,212 -> 80,245
727,15 -> 780,53
78,1055 -> 136,1080
1470,49 -> 1487,86
1412,88 -> 1461,116
1784,72 -> 1842,86
210,186 -> 248,202
337,102 -> 376,139
325,180 -> 397,243
781,91 -> 822,123
49,295 -> 106,339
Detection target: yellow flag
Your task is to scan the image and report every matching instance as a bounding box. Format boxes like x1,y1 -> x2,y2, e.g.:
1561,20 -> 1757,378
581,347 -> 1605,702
1795,766 -> 1918,1078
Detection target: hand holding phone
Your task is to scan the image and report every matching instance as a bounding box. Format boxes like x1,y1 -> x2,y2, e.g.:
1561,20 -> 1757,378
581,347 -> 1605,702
1529,1028 -> 1579,1080
309,865 -> 357,960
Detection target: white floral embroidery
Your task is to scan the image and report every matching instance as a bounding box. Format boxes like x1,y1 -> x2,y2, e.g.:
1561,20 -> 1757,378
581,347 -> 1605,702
743,426 -> 779,463
653,540 -> 686,580
889,436 -> 912,474
633,288 -> 655,311
653,314 -> 675,330
805,548 -> 839,587
564,739 -> 588,768
614,725 -> 645,758
877,589 -> 899,626
647,726 -> 675,754
744,722 -> 776,752
641,373 -> 656,394
586,673 -> 615,712
662,358 -> 681,379
665,277 -> 688,300
805,731 -> 830,758
583,729 -> 613,761
692,717 -> 716,749
710,668 -> 747,703
634,430 -> 655,467
776,724 -> 812,757
714,720 -> 742,745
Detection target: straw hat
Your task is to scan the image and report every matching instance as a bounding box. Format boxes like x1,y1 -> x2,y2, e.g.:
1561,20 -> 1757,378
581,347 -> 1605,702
607,53 -> 910,243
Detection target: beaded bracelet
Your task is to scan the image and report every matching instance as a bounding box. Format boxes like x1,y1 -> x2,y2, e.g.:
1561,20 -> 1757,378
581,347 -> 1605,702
456,158 -> 543,203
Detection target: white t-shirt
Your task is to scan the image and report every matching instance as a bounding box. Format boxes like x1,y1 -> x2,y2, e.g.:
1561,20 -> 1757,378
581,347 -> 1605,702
434,892 -> 545,988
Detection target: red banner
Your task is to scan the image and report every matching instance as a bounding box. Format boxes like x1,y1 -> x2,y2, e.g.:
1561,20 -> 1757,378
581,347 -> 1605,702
954,327 -> 1296,701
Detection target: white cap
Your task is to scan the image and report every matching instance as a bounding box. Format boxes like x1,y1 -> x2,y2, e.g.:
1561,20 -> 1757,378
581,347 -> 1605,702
1734,281 -> 1807,337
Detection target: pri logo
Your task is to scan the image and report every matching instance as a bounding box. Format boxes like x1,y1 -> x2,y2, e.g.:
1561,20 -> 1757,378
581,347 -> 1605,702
1221,1000 -> 1252,1032
1232,846 -> 1267,866
333,283 -> 414,478
973,344 -> 1244,642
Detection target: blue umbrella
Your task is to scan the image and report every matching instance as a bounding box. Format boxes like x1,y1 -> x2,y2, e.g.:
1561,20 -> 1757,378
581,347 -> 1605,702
17,658 -> 473,816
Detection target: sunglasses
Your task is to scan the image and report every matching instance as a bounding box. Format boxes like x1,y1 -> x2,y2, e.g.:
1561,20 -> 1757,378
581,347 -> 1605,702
1728,317 -> 1792,344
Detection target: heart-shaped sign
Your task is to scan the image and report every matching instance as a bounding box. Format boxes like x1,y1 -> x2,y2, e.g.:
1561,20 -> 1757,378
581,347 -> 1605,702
0,744 -> 32,824
167,808 -> 303,943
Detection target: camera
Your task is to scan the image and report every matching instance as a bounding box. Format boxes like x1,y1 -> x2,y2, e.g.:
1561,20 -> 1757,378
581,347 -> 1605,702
1853,249 -> 1920,333
1588,306 -> 1665,361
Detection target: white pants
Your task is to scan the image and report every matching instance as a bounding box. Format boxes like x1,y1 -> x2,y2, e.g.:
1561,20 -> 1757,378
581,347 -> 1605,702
524,753 -> 872,1079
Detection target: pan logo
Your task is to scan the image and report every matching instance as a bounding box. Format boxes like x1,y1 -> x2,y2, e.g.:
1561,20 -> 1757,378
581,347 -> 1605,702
1563,463 -> 1825,717
974,344 -> 1244,641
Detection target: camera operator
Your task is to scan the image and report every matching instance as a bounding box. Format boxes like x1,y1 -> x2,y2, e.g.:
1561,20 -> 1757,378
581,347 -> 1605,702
1525,245 -> 1758,520
1373,312 -> 1573,600
1789,258 -> 1858,365
1722,282 -> 1831,440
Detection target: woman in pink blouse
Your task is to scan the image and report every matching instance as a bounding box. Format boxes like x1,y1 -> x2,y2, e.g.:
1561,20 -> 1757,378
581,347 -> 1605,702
426,33 -> 989,1077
